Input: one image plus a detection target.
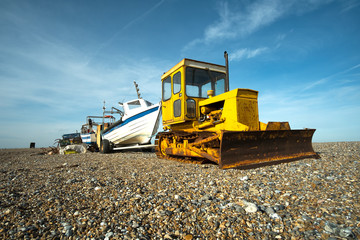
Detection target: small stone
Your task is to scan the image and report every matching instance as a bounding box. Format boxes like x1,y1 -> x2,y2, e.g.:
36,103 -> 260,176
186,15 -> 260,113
240,176 -> 249,181
200,194 -> 212,201
105,232 -> 114,240
324,221 -> 339,234
274,205 -> 285,211
244,201 -> 258,213
94,186 -> 101,191
265,207 -> 275,215
4,209 -> 11,215
339,228 -> 355,238
249,187 -> 259,194
184,234 -> 193,240
270,213 -> 281,219
234,204 -> 245,213
132,222 -> 140,228
66,178 -> 75,184
65,229 -> 73,237
63,224 -> 73,237
164,233 -> 173,239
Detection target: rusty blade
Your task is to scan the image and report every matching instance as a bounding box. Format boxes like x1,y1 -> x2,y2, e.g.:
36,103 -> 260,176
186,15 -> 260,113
219,129 -> 319,169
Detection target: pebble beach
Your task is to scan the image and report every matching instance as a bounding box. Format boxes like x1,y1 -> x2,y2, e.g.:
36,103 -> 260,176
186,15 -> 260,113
0,142 -> 359,239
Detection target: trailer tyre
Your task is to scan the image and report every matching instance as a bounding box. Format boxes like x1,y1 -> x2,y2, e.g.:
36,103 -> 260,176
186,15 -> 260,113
100,139 -> 111,154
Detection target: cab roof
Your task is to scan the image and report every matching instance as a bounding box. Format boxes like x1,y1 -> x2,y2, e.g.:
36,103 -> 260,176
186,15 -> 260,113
161,58 -> 226,80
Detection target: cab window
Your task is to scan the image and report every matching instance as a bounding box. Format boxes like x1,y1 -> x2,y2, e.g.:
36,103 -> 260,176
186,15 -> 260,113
185,67 -> 226,98
173,71 -> 181,94
162,76 -> 171,100
174,99 -> 181,117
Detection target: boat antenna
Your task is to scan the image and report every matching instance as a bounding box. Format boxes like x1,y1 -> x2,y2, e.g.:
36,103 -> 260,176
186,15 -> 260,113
102,100 -> 106,124
134,81 -> 142,99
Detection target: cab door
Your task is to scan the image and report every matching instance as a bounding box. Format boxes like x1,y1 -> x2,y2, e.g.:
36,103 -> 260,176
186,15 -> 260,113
171,70 -> 183,124
161,68 -> 185,125
161,75 -> 173,125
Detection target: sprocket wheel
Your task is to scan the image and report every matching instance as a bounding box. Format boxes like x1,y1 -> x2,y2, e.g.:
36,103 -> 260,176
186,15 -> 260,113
158,135 -> 170,158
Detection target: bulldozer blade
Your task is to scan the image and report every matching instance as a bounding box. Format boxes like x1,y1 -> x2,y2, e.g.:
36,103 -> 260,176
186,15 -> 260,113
219,129 -> 319,169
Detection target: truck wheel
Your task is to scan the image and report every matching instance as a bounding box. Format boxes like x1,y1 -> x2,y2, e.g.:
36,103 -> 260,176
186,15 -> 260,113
100,139 -> 111,154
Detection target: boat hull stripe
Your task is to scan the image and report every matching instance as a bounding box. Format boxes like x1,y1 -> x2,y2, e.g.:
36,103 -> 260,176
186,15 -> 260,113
103,106 -> 159,136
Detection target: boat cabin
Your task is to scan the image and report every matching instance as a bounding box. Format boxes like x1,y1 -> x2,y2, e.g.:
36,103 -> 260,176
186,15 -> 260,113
122,99 -> 154,120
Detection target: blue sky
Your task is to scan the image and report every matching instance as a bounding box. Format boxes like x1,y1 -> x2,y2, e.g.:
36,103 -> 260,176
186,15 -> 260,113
0,0 -> 359,148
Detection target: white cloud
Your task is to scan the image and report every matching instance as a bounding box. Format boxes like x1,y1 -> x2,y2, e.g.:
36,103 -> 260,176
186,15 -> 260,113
90,0 -> 165,63
346,63 -> 360,72
182,0 -> 288,51
301,63 -> 360,91
183,0 -> 336,52
340,0 -> 360,13
229,47 -> 268,61
0,2 -> 168,148
0,33 -> 164,116
0,35 -> 166,147
258,62 -> 360,141
302,78 -> 328,91
205,1 -> 286,43
259,84 -> 360,140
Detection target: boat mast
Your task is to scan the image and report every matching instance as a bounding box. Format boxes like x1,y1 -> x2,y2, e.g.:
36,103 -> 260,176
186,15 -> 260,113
102,100 -> 106,124
134,81 -> 142,99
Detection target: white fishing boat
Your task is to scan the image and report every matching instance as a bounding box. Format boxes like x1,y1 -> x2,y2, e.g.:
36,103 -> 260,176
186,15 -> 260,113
80,117 -> 97,145
80,131 -> 96,145
81,115 -> 115,147
100,81 -> 162,153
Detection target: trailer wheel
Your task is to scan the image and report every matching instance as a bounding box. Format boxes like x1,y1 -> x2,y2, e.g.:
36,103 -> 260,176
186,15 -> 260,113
100,139 -> 111,154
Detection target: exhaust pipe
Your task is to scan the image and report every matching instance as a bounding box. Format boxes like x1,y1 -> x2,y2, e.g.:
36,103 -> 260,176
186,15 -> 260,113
224,51 -> 229,92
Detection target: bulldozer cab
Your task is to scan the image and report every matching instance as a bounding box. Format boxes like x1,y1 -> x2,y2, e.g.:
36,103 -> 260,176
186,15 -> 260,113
161,59 -> 228,127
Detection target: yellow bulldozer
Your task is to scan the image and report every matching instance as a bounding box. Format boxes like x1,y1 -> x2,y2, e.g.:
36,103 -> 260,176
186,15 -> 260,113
155,52 -> 319,169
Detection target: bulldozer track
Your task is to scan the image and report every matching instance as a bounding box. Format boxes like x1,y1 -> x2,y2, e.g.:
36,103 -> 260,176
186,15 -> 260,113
155,132 -> 206,165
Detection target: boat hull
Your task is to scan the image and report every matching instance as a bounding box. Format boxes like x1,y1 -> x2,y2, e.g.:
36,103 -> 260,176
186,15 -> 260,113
80,133 -> 96,145
102,104 -> 161,147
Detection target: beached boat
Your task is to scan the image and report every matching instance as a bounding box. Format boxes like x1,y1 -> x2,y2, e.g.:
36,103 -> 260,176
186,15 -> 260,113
99,81 -> 161,153
81,115 -> 116,147
101,98 -> 161,152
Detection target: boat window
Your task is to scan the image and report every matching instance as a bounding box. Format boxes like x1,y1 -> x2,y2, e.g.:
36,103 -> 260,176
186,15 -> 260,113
162,76 -> 171,101
128,100 -> 141,110
145,100 -> 153,107
185,67 -> 226,98
173,71 -> 181,94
